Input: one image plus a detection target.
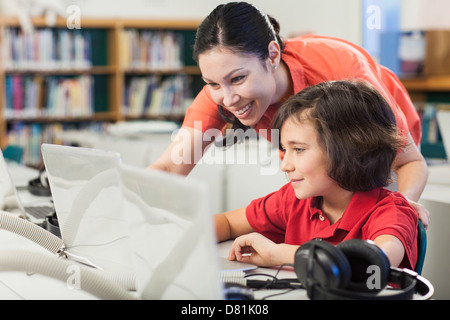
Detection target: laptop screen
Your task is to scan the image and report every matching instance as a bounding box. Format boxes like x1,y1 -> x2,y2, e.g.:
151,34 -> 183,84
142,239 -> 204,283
41,144 -> 222,299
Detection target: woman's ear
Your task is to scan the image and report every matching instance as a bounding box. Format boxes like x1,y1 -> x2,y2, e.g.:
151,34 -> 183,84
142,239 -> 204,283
267,40 -> 281,69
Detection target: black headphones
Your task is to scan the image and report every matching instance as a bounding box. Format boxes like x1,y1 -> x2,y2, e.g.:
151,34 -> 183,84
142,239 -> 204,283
294,239 -> 434,300
28,167 -> 51,197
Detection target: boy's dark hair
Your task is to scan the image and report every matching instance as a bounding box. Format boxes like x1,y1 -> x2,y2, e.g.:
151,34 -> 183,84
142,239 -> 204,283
273,80 -> 406,192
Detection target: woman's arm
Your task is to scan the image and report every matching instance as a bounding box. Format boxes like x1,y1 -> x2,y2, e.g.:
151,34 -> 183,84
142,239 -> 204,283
148,126 -> 210,176
393,133 -> 430,228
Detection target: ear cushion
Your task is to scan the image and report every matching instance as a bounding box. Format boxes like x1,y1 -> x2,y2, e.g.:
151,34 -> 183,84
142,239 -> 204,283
294,240 -> 351,290
336,239 -> 390,293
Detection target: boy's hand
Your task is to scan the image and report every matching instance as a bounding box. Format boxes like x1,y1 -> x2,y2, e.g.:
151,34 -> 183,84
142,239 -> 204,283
228,232 -> 278,267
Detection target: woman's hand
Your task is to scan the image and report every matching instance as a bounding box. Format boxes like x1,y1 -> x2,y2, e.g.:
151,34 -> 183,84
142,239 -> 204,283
406,199 -> 430,230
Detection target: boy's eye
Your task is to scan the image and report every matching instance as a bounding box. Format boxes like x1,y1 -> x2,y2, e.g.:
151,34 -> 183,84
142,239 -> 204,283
294,148 -> 304,153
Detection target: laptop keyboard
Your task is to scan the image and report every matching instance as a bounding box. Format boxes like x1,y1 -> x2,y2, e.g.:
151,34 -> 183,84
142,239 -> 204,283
24,206 -> 55,219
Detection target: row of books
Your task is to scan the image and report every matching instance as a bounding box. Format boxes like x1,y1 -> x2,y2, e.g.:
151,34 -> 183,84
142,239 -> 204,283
4,75 -> 94,119
418,103 -> 450,145
119,29 -> 184,70
1,27 -> 92,70
122,75 -> 192,117
6,122 -> 106,166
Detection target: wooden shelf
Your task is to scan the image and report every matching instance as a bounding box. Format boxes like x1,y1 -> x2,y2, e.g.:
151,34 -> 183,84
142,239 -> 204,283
122,66 -> 200,75
2,66 -> 117,75
401,75 -> 450,92
400,74 -> 450,159
0,16 -> 201,162
5,112 -> 118,123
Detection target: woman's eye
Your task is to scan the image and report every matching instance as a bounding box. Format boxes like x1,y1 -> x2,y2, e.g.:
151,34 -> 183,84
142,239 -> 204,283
294,148 -> 304,153
231,76 -> 245,84
207,82 -> 219,88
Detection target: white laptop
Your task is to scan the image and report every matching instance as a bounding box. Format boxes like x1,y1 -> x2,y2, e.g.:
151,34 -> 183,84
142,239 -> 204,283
0,150 -> 54,224
41,143 -> 254,299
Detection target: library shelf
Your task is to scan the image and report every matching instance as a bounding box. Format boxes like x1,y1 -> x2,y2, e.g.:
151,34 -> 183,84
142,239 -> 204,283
0,16 -> 201,164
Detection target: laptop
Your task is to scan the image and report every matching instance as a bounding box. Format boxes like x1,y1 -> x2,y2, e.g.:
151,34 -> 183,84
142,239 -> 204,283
0,150 -> 54,224
41,143 -> 254,299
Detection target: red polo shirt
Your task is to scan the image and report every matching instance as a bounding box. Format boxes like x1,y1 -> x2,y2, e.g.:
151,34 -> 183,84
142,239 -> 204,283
246,184 -> 418,270
182,35 -> 421,145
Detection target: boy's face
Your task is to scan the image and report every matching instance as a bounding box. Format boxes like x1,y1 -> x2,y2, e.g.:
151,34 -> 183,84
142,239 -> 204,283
279,117 -> 340,200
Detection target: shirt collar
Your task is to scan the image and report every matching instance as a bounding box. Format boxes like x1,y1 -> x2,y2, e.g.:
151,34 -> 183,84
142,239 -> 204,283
337,188 -> 383,231
308,188 -> 382,229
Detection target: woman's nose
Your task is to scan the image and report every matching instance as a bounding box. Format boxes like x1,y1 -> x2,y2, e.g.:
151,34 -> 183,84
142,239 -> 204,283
222,87 -> 240,108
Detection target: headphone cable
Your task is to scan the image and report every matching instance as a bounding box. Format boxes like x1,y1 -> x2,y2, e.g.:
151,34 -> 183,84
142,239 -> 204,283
244,263 -> 303,290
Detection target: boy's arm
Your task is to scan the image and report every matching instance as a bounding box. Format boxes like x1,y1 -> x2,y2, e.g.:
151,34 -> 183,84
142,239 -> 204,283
229,233 -> 299,267
214,207 -> 254,242
373,234 -> 405,268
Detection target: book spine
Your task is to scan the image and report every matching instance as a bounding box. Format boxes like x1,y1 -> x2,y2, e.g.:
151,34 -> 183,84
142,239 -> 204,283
1,27 -> 92,70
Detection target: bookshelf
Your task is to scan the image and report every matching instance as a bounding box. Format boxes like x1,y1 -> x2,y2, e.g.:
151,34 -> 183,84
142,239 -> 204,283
0,16 -> 201,165
401,75 -> 450,159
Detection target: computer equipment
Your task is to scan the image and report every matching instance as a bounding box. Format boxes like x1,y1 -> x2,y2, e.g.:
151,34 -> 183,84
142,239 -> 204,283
41,143 -> 232,299
0,150 -> 54,224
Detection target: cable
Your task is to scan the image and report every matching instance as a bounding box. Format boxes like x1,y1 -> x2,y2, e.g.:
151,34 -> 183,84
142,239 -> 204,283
0,211 -> 63,254
244,263 -> 304,290
0,249 -> 136,300
0,211 -> 137,291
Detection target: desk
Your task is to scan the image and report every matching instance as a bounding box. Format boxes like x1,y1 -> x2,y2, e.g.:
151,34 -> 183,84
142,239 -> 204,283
0,163 -> 99,299
421,164 -> 450,204
419,164 -> 450,299
0,164 -> 433,300
217,241 -> 308,300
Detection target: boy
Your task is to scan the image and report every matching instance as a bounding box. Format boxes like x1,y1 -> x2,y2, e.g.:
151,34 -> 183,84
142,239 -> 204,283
215,80 -> 418,270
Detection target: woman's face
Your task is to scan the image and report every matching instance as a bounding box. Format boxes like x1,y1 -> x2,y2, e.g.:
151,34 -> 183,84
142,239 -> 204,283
198,48 -> 277,127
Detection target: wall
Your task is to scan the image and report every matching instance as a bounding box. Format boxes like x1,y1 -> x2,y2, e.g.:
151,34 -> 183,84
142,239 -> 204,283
65,0 -> 362,43
1,0 -> 445,45
0,0 -> 362,45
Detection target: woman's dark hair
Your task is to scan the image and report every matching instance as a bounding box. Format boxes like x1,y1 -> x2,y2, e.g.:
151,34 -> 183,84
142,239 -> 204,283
273,80 -> 406,192
194,2 -> 284,146
193,2 -> 284,62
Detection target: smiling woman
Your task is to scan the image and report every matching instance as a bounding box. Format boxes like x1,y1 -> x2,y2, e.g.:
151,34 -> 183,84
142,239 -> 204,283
148,1 -> 429,229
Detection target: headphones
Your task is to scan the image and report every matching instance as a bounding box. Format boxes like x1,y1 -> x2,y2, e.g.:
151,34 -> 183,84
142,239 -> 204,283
294,239 -> 434,300
28,167 -> 51,197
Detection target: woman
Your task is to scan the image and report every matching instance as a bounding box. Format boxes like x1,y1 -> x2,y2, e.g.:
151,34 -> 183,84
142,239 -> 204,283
149,2 -> 429,227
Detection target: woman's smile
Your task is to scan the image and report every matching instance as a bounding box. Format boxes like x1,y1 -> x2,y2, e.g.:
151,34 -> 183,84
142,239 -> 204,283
232,102 -> 254,119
